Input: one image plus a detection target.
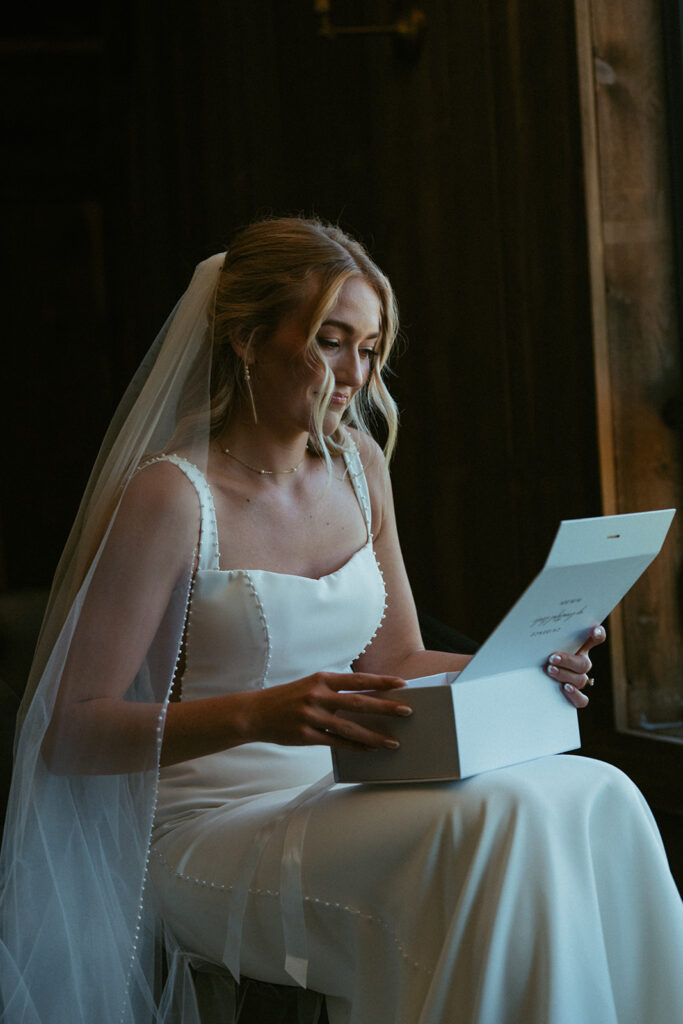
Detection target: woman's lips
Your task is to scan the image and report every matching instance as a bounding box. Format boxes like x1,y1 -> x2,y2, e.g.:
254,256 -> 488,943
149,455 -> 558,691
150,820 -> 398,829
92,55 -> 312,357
330,392 -> 349,405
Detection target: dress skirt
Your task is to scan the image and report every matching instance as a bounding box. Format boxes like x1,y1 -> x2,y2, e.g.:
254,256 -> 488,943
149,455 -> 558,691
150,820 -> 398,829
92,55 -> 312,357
150,752 -> 683,1024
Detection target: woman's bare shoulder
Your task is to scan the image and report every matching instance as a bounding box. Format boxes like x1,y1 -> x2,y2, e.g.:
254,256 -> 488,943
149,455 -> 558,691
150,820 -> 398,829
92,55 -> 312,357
118,457 -> 202,542
346,428 -> 388,478
345,428 -> 391,523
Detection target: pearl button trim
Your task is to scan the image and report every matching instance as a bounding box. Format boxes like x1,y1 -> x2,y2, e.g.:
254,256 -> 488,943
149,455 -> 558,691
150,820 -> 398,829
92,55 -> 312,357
128,445 -> 391,1013
150,847 -> 433,976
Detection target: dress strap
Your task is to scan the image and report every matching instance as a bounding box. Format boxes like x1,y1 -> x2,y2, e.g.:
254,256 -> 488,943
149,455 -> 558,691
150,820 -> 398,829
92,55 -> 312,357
342,441 -> 373,538
139,454 -> 220,571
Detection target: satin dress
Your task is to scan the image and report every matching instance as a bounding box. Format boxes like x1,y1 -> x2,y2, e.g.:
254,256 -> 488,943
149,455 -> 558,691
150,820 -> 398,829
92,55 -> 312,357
149,452 -> 683,1024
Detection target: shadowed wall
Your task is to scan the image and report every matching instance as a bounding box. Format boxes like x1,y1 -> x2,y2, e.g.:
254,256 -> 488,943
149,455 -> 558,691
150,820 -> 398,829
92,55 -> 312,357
1,0 -> 599,643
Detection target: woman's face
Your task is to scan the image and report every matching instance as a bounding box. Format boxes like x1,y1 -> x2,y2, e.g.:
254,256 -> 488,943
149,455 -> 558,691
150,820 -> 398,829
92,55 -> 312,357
250,276 -> 381,436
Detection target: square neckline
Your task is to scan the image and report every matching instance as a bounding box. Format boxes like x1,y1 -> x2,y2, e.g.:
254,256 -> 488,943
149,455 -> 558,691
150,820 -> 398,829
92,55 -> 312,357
158,442 -> 374,579
207,536 -> 373,583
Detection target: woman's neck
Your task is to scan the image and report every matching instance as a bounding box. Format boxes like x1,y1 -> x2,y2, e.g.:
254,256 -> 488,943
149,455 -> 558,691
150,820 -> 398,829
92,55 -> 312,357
216,417 -> 312,477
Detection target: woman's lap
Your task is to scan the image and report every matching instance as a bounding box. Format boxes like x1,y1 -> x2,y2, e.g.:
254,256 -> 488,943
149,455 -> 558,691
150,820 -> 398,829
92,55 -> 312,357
150,755 -> 683,1024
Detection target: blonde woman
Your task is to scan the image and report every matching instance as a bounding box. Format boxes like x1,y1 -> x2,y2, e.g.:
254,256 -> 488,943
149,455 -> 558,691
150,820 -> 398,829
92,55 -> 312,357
2,218 -> 682,1024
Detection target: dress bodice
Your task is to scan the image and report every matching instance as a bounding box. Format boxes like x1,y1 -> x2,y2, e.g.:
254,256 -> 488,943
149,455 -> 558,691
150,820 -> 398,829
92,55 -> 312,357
153,446 -> 387,827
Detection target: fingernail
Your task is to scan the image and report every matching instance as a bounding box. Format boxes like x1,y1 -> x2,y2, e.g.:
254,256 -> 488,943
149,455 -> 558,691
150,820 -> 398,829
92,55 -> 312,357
547,665 -> 559,676
549,655 -> 562,665
563,683 -> 575,694
396,705 -> 413,716
384,739 -> 400,749
592,627 -> 603,638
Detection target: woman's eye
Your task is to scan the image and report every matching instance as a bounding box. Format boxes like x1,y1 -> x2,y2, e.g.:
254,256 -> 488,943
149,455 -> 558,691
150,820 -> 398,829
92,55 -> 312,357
362,349 -> 377,361
317,337 -> 339,350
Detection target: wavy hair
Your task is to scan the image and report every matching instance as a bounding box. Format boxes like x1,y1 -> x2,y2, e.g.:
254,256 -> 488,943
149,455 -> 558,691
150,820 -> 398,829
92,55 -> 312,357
172,216 -> 400,463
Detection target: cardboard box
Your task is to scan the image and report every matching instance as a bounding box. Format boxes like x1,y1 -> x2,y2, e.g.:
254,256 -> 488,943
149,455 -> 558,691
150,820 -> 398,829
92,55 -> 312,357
333,508 -> 676,783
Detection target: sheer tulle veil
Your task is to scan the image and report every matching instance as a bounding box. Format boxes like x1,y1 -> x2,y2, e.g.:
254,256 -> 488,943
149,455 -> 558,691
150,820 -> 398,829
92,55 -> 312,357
0,253 -> 224,1023
1,216 -> 400,1022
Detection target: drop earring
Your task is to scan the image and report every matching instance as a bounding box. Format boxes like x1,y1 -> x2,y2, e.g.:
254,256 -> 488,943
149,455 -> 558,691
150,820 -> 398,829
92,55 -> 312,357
244,361 -> 258,424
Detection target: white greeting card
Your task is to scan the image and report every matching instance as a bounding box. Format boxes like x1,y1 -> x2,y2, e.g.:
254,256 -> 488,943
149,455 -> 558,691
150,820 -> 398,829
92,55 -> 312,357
333,509 -> 676,783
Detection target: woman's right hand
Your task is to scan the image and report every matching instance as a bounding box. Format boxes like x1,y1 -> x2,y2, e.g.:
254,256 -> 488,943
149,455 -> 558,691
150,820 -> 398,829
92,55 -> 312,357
242,672 -> 412,751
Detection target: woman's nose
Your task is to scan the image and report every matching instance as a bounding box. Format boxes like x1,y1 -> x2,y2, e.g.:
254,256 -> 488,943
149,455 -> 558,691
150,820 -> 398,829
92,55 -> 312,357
336,348 -> 365,387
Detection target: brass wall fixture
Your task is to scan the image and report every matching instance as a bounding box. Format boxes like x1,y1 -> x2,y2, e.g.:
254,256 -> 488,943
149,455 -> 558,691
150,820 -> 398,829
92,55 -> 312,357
314,1 -> 426,46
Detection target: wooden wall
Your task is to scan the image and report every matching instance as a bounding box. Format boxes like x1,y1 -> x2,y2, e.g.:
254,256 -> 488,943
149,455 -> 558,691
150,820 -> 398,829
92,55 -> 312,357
2,0 -> 601,648
577,0 -> 683,734
574,0 -> 683,884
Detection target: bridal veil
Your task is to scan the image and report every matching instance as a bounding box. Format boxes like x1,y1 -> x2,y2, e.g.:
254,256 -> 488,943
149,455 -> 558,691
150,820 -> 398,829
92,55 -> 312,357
0,253 -> 223,1023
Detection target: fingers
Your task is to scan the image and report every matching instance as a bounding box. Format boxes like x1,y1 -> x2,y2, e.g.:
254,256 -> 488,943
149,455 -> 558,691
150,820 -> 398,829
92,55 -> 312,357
577,625 -> 606,656
318,674 -> 411,751
265,672 -> 410,752
559,682 -> 590,709
312,713 -> 401,752
335,690 -> 413,718
546,626 -> 604,708
324,672 -> 407,693
547,652 -> 592,680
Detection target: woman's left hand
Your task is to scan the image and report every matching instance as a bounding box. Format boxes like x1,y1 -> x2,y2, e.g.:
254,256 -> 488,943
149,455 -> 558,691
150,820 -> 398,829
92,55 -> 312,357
546,626 -> 606,708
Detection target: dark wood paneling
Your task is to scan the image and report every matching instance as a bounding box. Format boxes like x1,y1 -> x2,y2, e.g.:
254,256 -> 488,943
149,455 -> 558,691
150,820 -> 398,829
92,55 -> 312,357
3,2 -> 601,635
1,31 -> 110,585
104,0 -> 600,642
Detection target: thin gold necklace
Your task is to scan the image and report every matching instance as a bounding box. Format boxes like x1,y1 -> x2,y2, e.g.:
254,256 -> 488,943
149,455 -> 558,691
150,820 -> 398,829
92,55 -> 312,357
222,446 -> 308,476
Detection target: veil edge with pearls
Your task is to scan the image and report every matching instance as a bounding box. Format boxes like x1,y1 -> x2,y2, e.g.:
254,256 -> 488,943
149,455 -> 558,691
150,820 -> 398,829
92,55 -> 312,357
1,254 -> 224,1024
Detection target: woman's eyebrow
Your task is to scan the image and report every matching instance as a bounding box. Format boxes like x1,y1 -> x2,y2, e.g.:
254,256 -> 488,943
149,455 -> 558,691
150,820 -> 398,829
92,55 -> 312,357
320,317 -> 381,340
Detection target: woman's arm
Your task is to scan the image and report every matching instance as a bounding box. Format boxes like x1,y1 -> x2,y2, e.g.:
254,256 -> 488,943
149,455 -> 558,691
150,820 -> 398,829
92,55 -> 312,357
43,461 -> 201,773
44,461 -> 412,774
351,443 -> 471,679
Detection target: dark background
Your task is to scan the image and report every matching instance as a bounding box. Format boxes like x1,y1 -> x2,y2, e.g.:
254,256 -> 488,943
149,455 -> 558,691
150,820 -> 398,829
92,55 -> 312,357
1,1 -> 599,640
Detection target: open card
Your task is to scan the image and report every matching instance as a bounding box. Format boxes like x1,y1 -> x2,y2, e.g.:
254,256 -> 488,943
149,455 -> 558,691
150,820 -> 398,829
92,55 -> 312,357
333,509 -> 676,783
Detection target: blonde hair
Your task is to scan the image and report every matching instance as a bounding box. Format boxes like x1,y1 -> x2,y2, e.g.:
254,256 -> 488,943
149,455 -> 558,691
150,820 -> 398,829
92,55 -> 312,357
174,216 -> 399,462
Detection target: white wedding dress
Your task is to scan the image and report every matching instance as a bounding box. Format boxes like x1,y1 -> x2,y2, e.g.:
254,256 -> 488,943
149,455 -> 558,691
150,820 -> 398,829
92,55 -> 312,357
149,451 -> 683,1024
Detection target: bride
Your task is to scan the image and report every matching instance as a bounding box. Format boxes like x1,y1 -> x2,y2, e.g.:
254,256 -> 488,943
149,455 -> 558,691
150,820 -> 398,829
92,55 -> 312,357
1,217 -> 682,1024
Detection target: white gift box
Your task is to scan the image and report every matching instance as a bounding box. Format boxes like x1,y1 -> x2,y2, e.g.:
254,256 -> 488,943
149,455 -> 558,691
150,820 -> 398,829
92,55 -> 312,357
332,509 -> 676,783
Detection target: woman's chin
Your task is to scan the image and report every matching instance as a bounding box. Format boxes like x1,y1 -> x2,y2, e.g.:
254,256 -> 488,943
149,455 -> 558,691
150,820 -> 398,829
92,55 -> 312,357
321,409 -> 346,434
